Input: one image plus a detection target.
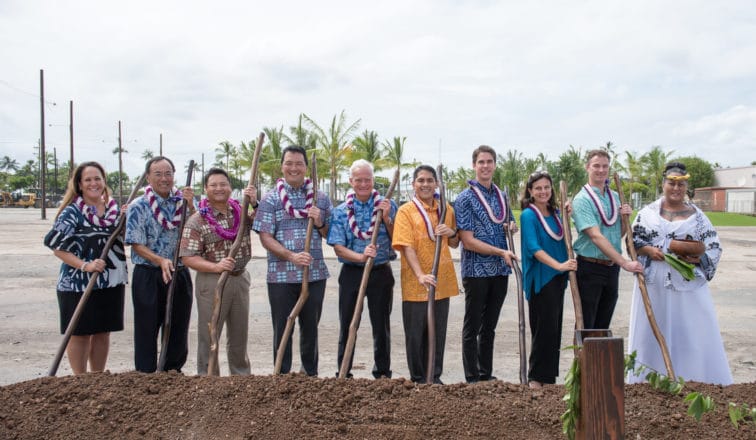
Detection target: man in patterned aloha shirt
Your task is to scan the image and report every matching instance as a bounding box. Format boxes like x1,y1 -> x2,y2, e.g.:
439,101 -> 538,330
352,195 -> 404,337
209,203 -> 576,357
454,145 -> 517,383
125,156 -> 195,373
327,159 -> 396,379
252,145 -> 332,376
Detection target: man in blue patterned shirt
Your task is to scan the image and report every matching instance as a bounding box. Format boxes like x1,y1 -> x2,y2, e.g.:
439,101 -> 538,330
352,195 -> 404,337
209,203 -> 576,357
252,145 -> 332,376
454,145 -> 517,383
327,159 -> 396,379
125,156 -> 196,373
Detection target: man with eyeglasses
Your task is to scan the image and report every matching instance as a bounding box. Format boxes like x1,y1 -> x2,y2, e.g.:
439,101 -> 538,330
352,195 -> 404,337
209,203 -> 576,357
180,168 -> 257,375
454,145 -> 517,383
572,149 -> 642,330
252,145 -> 332,376
126,156 -> 196,373
326,159 -> 396,379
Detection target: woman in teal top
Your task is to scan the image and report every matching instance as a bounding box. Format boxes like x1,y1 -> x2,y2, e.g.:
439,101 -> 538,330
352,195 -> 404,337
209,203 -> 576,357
519,171 -> 577,388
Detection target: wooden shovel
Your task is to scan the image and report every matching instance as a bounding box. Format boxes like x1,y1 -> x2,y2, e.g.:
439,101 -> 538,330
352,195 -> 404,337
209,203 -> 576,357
48,172 -> 147,376
559,181 -> 584,331
424,164 -> 447,384
504,194 -> 528,385
157,160 -> 195,371
338,169 -> 399,379
613,173 -> 675,380
274,152 -> 317,374
206,132 -> 265,376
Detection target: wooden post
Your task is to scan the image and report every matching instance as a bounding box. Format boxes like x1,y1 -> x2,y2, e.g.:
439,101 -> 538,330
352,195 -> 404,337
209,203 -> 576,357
576,329 -> 625,440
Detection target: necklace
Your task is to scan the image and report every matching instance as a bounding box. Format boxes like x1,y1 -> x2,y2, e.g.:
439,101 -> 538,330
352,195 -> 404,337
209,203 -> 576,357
411,195 -> 441,241
582,182 -> 617,226
276,178 -> 313,218
75,196 -> 118,227
346,190 -> 381,239
527,205 -> 563,241
468,180 -> 508,224
145,185 -> 185,230
199,198 -> 241,240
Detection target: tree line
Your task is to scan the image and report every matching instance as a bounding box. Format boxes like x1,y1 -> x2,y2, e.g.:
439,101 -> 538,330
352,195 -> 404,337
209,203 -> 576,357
0,113 -> 716,206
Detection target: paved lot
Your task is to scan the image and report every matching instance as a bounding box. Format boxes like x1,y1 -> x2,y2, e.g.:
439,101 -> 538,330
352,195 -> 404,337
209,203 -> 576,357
0,208 -> 753,384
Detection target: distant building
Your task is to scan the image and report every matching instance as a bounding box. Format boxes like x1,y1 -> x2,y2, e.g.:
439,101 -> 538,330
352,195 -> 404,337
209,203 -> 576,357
692,166 -> 756,214
713,165 -> 756,188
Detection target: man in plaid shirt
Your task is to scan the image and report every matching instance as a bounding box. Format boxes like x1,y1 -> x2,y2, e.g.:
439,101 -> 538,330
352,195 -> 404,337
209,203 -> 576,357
180,168 -> 256,375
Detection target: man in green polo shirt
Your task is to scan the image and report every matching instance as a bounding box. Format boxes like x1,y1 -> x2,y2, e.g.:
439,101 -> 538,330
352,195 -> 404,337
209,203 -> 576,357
572,149 -> 643,329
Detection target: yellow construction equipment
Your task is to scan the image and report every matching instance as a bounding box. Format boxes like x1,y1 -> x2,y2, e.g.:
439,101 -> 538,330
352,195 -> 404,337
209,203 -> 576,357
15,193 -> 36,208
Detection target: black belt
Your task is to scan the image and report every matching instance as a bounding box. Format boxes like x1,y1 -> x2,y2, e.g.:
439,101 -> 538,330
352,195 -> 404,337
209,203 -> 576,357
345,262 -> 390,271
136,264 -> 187,271
578,255 -> 615,267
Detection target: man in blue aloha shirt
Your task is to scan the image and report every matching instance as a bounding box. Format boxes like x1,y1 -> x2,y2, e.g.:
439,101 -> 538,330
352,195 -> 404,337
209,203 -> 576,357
327,159 -> 396,379
252,145 -> 332,376
125,156 -> 195,373
455,145 -> 517,383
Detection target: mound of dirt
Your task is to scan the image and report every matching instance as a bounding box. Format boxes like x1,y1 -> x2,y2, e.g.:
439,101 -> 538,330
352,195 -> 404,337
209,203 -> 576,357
0,372 -> 753,439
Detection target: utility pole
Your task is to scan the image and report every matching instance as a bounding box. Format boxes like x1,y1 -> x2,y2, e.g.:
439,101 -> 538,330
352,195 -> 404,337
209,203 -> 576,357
39,69 -> 47,220
201,153 -> 205,196
69,101 -> 74,178
118,121 -> 124,202
53,147 -> 58,200
159,133 -> 163,156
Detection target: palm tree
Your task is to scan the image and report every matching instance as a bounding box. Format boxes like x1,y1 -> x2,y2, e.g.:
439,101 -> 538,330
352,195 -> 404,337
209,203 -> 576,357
303,110 -> 361,203
284,114 -> 319,149
551,145 -> 586,197
351,130 -> 387,170
617,151 -> 645,207
383,136 -> 417,204
141,148 -> 155,161
641,146 -> 674,198
496,150 -> 526,202
0,156 -> 19,172
215,141 -> 235,170
257,126 -> 286,185
602,141 -> 619,166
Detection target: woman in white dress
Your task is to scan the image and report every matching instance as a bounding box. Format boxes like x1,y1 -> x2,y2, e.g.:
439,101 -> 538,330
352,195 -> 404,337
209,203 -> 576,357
627,162 -> 732,385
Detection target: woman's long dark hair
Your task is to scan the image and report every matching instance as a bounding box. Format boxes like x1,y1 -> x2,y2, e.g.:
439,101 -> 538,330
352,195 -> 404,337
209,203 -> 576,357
520,170 -> 557,212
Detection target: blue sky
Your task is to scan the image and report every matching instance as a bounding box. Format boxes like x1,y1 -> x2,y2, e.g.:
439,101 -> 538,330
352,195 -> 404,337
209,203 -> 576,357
1,0 -> 755,181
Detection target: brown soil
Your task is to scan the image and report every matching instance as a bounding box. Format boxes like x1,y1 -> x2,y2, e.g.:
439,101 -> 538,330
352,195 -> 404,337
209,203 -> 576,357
1,372 -> 753,439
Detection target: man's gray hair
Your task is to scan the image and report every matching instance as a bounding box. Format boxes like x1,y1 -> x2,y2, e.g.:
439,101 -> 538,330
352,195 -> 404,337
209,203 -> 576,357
350,159 -> 374,177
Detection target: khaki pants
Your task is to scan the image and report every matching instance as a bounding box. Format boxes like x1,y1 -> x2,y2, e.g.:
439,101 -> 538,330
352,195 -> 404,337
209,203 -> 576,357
195,270 -> 251,375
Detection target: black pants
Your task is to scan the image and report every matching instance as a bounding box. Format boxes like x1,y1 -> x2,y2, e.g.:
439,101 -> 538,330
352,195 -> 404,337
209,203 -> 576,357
576,257 -> 620,330
527,274 -> 567,384
402,298 -> 449,383
131,265 -> 193,373
268,280 -> 326,376
461,276 -> 508,382
337,263 -> 394,378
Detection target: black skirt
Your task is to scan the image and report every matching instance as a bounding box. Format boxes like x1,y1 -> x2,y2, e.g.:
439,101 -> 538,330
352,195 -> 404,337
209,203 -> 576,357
57,285 -> 125,335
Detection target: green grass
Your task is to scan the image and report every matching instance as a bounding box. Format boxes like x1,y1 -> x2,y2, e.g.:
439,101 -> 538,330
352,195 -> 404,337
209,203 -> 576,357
513,209 -> 756,227
703,211 -> 756,226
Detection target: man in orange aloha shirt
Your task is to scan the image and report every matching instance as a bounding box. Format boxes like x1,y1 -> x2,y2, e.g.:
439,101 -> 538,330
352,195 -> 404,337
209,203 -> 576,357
392,165 -> 459,384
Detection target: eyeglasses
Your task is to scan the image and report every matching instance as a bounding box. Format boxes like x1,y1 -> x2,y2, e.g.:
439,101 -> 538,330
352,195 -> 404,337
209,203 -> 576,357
151,171 -> 174,179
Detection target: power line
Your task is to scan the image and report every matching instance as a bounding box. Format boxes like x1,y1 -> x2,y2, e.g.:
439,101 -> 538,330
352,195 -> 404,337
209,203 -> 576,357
0,78 -> 58,107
